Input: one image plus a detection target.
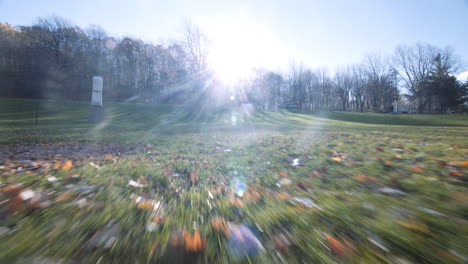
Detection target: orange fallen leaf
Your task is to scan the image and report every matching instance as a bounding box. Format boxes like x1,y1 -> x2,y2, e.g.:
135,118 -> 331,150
137,200 -> 154,210
183,230 -> 206,252
280,192 -> 291,200
448,171 -> 464,177
384,160 -> 393,166
355,174 -> 376,183
395,154 -> 402,159
325,234 -> 352,257
149,243 -> 158,257
189,170 -> 198,184
331,157 -> 341,163
244,190 -> 261,203
398,220 -> 431,236
104,154 -> 113,160
56,190 -> 72,202
1,184 -> 26,214
454,192 -> 468,202
457,161 -> 468,168
61,160 -> 73,171
278,171 -> 288,177
212,217 -> 228,235
411,164 -> 423,173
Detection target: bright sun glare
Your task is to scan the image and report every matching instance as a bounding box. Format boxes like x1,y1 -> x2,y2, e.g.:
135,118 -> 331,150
202,18 -> 285,84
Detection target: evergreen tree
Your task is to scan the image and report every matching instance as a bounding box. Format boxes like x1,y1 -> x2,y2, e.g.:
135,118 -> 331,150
426,54 -> 465,113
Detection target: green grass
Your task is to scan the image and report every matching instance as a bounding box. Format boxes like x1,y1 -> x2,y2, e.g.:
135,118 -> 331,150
0,98 -> 467,263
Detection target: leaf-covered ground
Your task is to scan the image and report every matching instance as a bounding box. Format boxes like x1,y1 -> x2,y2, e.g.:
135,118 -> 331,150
0,98 -> 467,263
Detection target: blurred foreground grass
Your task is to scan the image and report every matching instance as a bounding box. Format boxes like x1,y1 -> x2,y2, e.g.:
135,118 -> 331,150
0,98 -> 467,263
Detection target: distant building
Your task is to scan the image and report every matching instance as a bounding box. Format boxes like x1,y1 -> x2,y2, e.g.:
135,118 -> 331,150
393,101 -> 416,114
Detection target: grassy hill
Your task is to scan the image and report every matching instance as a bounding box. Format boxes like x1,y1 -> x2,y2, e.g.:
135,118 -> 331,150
0,98 -> 467,263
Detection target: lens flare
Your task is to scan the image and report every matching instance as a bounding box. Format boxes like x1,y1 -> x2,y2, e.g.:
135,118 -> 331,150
231,177 -> 247,198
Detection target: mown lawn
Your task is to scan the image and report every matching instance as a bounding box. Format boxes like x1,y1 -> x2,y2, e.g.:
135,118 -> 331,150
0,98 -> 467,263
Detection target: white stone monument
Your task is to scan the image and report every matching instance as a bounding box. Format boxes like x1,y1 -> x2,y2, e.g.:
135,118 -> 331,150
91,76 -> 103,107
89,76 -> 104,122
393,100 -> 398,113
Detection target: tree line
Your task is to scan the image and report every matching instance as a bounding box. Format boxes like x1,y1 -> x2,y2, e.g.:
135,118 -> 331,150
0,16 -> 466,113
247,45 -> 466,113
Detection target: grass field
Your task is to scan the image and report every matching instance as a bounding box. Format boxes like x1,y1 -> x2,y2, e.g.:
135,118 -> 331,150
0,98 -> 467,263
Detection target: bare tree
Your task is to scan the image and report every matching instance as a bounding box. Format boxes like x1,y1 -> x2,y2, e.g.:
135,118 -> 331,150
334,67 -> 353,111
393,43 -> 463,112
393,43 -> 438,112
179,22 -> 208,74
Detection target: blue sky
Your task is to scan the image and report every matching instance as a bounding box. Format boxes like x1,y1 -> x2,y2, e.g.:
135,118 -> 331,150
1,0 -> 467,76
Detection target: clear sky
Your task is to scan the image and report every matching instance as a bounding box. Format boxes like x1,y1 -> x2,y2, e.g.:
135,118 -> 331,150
1,0 -> 467,77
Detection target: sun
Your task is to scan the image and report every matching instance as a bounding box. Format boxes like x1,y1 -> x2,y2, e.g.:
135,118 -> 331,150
202,17 -> 285,84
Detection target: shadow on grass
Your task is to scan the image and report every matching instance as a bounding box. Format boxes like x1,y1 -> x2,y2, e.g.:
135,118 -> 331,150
287,110 -> 468,127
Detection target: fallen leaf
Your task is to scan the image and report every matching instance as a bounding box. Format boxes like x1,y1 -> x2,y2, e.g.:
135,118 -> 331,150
104,154 -> 113,160
184,230 -> 206,252
278,171 -> 288,177
411,164 -> 423,173
149,243 -> 158,257
398,220 -> 431,236
384,160 -> 393,166
331,157 -> 341,163
189,170 -> 198,184
355,174 -> 376,183
61,160 -> 73,171
448,171 -> 464,177
376,147 -> 384,152
457,161 -> 468,168
212,217 -> 228,235
138,200 -> 155,210
325,234 -> 353,257
310,170 -> 321,177
56,190 -> 72,202
163,165 -> 173,177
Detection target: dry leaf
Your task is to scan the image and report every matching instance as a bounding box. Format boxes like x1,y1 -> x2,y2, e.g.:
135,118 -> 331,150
278,171 -> 288,177
384,160 -> 393,166
325,234 -> 353,257
310,170 -> 321,177
56,190 -> 72,202
189,170 -> 198,184
448,171 -> 464,177
149,243 -> 158,257
331,157 -> 341,163
138,200 -> 155,210
398,220 -> 431,236
355,174 -> 376,183
411,164 -> 423,173
61,160 -> 73,171
183,230 -> 206,252
212,217 -> 228,235
438,161 -> 448,166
